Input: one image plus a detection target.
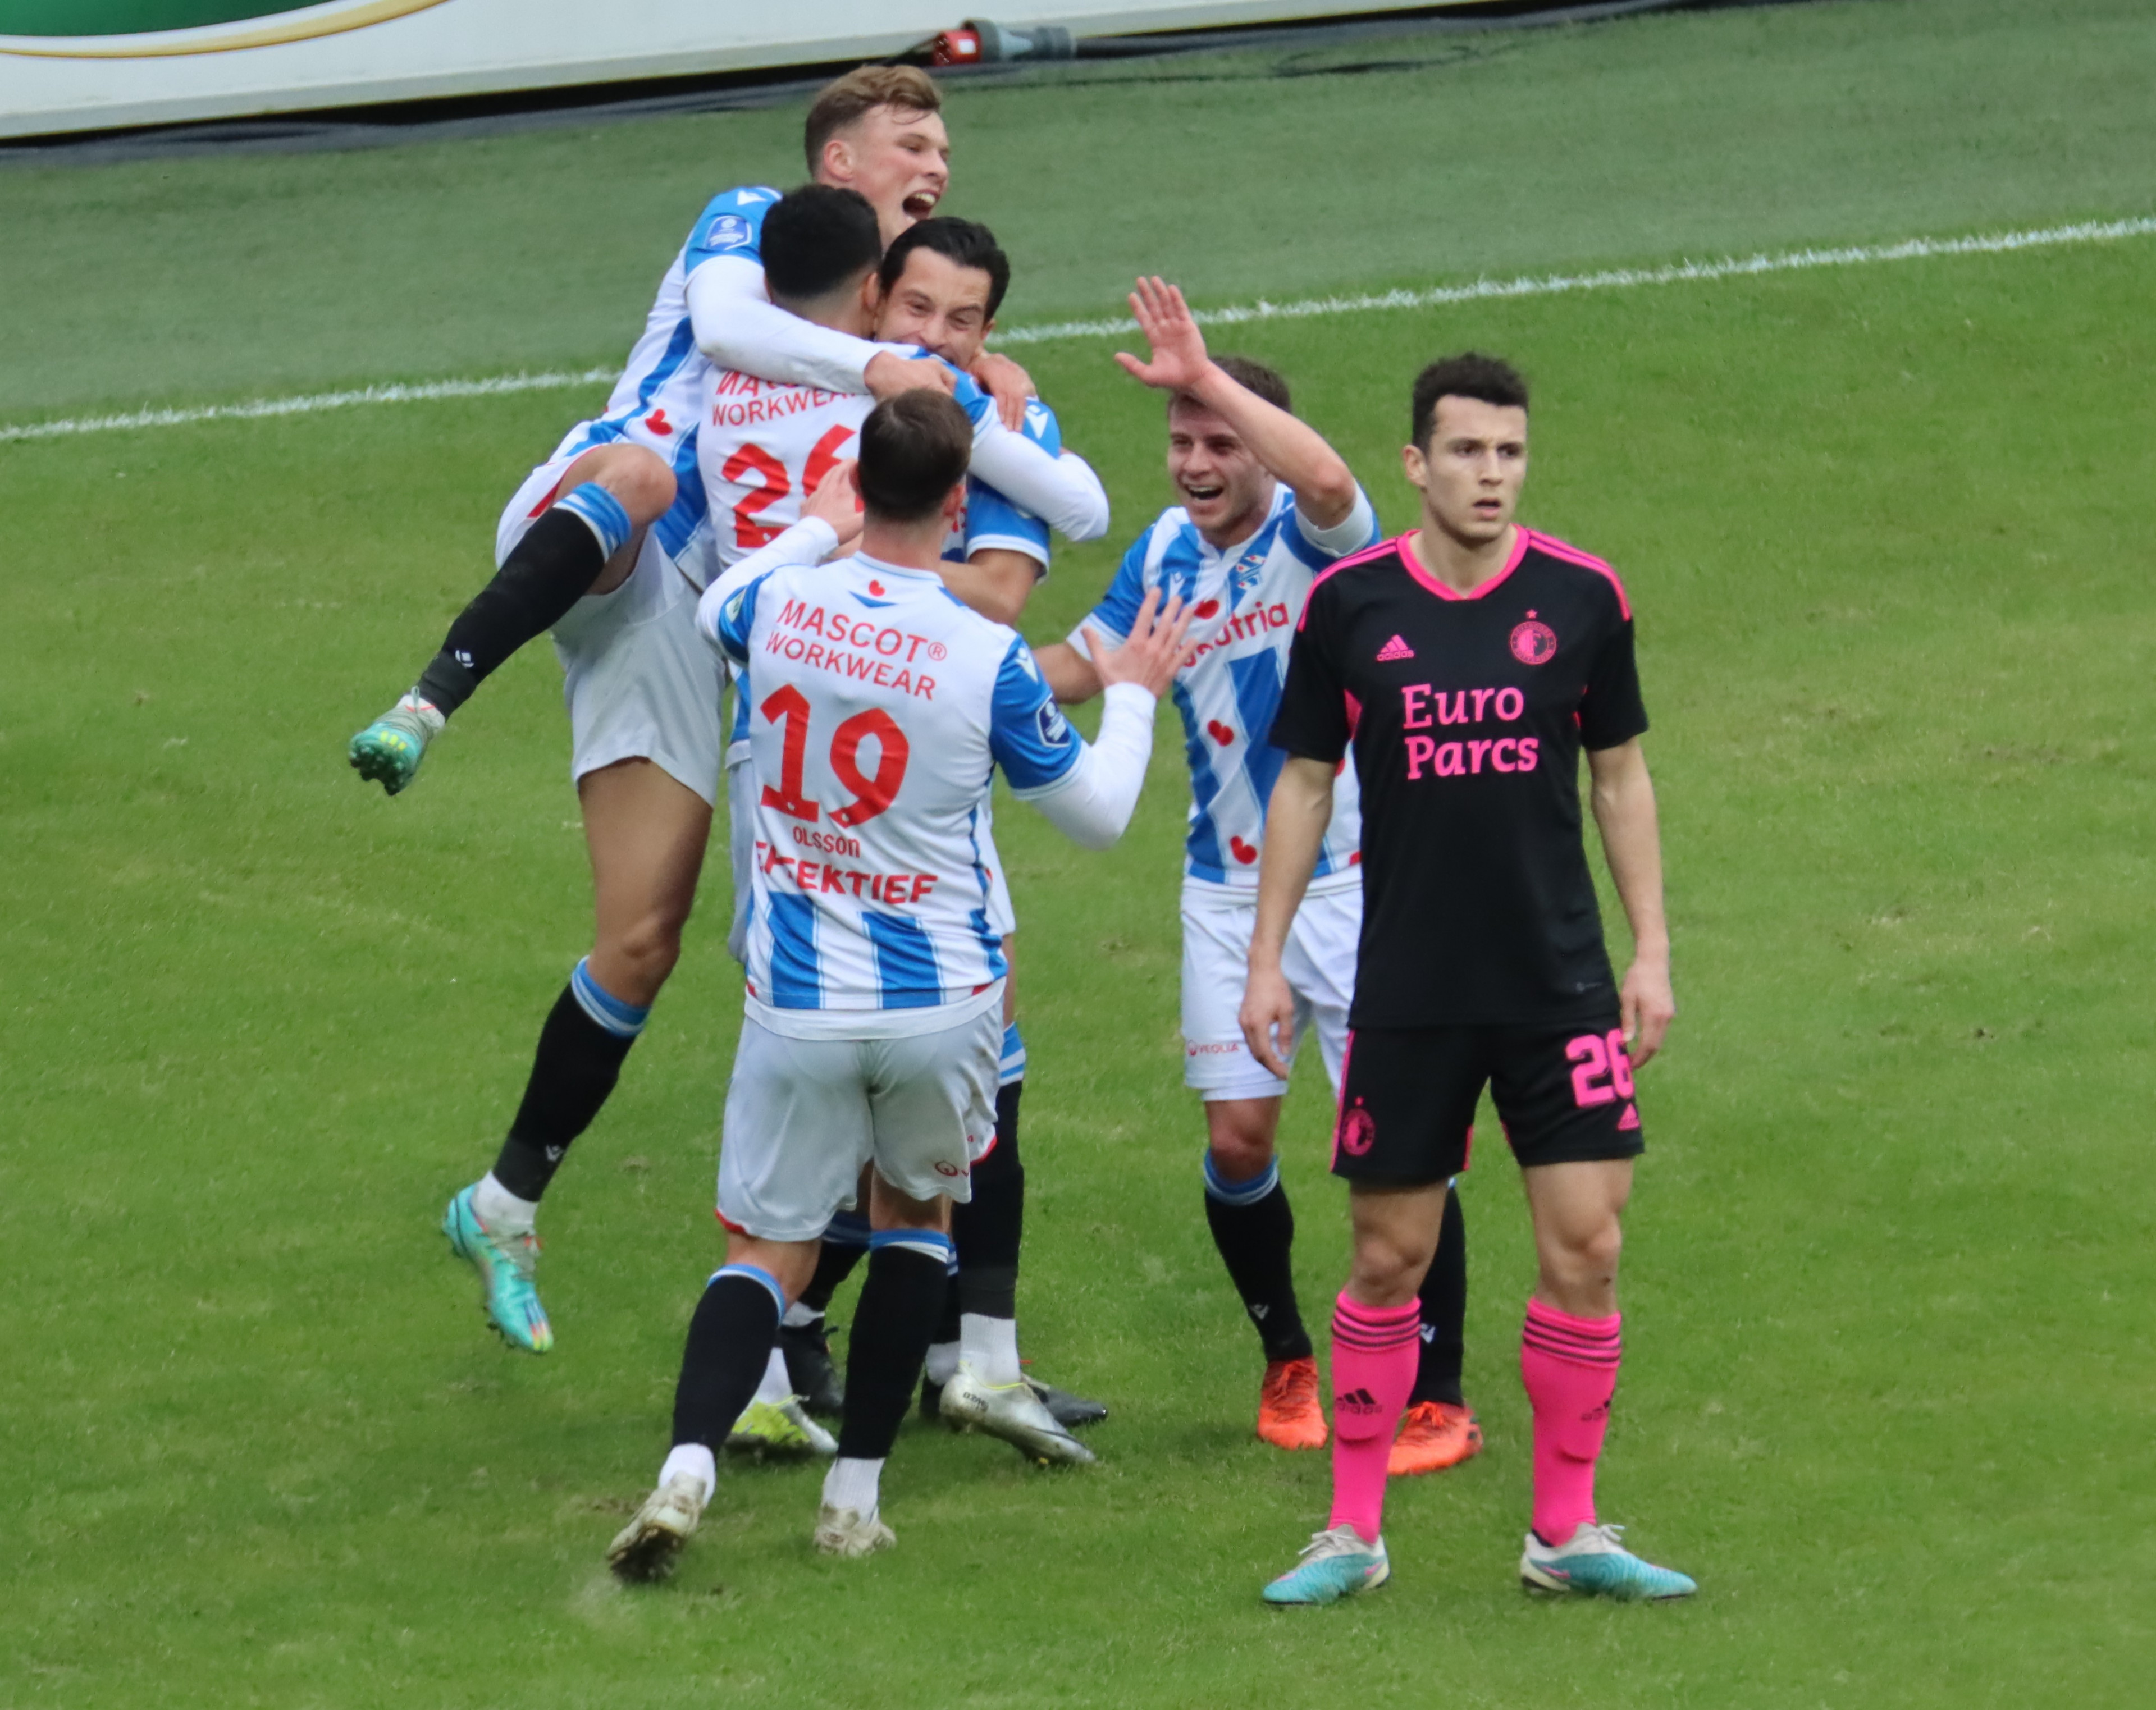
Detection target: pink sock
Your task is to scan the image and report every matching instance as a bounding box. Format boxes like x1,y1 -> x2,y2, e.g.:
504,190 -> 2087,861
1327,1293 -> 1420,1544
1520,1298 -> 1621,1545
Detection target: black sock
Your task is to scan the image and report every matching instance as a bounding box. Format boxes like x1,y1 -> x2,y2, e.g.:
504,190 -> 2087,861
798,1211 -> 871,1316
1410,1185 -> 1468,1407
952,1079 -> 1024,1320
671,1268 -> 782,1450
1202,1154 -> 1312,1362
489,968 -> 643,1203
838,1237 -> 952,1461
414,495 -> 627,717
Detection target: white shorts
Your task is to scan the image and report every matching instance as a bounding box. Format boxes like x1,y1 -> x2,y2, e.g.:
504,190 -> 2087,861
716,1008 -> 1001,1243
1181,881 -> 1360,1101
500,458 -> 725,808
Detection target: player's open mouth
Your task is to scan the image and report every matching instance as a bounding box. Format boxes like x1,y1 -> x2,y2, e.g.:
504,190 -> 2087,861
903,191 -> 940,218
1181,483 -> 1225,503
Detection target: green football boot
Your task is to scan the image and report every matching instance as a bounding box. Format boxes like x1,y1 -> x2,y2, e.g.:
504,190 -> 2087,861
349,697 -> 445,796
442,1184 -> 552,1353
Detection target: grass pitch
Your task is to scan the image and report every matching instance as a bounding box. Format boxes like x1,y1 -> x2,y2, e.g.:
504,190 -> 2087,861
4,2 -> 2155,1706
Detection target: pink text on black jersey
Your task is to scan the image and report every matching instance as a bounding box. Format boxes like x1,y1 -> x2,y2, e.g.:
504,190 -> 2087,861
1398,682 -> 1539,779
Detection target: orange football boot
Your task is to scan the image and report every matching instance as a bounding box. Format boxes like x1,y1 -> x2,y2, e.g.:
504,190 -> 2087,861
1387,1400 -> 1483,1476
1257,1356 -> 1328,1450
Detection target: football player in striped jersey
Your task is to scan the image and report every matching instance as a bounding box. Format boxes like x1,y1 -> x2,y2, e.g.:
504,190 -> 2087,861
1035,280 -> 1480,1473
346,67 -> 1030,1361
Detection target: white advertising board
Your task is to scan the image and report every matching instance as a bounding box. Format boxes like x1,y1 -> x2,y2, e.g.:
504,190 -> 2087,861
0,0 -> 1458,140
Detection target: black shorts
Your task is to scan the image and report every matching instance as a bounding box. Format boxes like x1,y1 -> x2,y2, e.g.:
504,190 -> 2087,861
1330,1016 -> 1646,1186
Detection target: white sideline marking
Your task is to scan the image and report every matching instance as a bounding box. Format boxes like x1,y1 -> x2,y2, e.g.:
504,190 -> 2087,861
4,216 -> 2151,446
0,366 -> 615,445
994,215 -> 2156,345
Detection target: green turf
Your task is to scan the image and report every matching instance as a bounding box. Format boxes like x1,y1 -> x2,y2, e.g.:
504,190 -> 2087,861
2,0 -> 2153,419
6,3 -> 2156,1707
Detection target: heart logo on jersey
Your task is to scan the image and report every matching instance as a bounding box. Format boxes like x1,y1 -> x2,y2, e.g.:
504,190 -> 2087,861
1207,720 -> 1236,746
867,580 -> 887,596
1194,599 -> 1221,620
1229,835 -> 1259,865
646,408 -> 673,436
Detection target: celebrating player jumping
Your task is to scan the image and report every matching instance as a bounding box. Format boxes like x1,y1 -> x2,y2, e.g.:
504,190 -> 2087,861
1036,281 -> 1481,1470
1248,354 -> 1696,1606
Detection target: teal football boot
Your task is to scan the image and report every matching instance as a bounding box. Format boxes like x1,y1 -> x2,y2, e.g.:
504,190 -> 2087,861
442,1184 -> 552,1353
1520,1522 -> 1697,1601
1262,1524 -> 1390,1606
349,698 -> 444,796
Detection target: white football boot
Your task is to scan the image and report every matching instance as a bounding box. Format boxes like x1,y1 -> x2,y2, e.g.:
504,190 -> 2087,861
606,1471 -> 707,1582
938,1361 -> 1097,1465
814,1503 -> 897,1558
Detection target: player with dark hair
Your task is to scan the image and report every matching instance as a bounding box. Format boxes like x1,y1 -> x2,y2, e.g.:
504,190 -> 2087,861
761,213 -> 1111,1438
345,70 -> 1035,1359
604,392 -> 1187,1576
1250,353 -> 1695,1604
1034,284 -> 1481,1473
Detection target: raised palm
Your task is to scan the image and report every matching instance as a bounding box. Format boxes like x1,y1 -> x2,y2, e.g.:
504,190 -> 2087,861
1114,276 -> 1211,392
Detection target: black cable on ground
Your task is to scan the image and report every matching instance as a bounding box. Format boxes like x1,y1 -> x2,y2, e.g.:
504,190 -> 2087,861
0,0 -> 1817,168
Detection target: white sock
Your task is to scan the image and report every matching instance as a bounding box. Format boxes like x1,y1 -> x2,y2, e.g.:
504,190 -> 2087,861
753,1344 -> 791,1405
473,1171 -> 537,1236
395,691 -> 447,734
925,1340 -> 960,1385
960,1313 -> 1022,1387
821,1456 -> 883,1516
782,1301 -> 822,1330
658,1442 -> 716,1505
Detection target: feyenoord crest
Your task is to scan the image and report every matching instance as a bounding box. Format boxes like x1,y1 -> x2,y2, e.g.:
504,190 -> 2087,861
1339,1104 -> 1376,1156
1510,611 -> 1558,665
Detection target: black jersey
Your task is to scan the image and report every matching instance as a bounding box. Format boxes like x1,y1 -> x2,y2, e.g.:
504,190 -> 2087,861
1271,527 -> 1648,1027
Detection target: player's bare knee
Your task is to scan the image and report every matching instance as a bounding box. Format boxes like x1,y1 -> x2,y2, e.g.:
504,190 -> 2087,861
595,448 -> 677,526
596,917 -> 682,1003
1204,1100 -> 1278,1179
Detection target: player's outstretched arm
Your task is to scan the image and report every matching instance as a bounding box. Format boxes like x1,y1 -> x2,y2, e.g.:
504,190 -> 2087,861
1008,589 -> 1190,851
1114,276 -> 1361,530
939,548 -> 1038,628
686,259 -> 954,401
1031,640 -> 1103,707
966,424 -> 1111,544
1240,758 -> 1335,1078
1587,737 -> 1675,1067
694,463 -> 862,655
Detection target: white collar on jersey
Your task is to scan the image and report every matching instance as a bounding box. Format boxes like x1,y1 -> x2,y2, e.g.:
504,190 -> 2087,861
848,550 -> 947,585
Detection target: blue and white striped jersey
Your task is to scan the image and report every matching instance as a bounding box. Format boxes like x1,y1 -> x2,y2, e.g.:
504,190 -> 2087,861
707,548 -> 1087,1038
948,396 -> 1059,573
542,185 -> 782,564
1072,483 -> 1377,890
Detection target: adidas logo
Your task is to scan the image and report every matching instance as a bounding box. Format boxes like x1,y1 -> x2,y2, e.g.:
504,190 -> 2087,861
1616,1103 -> 1641,1132
1375,634 -> 1415,662
1339,1387 -> 1380,1412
